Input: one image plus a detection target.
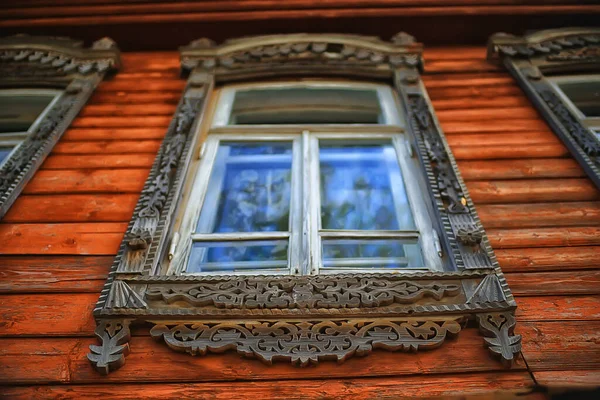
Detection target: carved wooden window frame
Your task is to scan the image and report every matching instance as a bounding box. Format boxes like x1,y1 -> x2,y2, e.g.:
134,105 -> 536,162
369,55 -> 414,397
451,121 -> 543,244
487,28 -> 600,188
0,35 -> 121,218
89,33 -> 520,375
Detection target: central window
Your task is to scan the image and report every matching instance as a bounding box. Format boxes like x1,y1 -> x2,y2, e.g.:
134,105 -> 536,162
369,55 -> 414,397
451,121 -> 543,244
168,81 -> 443,275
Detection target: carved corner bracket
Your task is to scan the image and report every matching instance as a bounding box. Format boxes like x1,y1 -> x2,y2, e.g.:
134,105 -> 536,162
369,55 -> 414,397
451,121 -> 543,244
88,319 -> 132,375
487,28 -> 600,188
477,311 -> 522,367
0,34 -> 121,219
91,32 -> 518,374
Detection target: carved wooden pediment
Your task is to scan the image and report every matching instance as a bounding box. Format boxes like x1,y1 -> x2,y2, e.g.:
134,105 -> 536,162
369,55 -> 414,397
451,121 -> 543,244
488,28 -> 600,188
180,33 -> 423,81
90,33 -> 519,375
0,34 -> 121,219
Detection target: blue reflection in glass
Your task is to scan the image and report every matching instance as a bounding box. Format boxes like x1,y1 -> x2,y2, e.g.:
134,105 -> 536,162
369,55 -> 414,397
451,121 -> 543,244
322,239 -> 424,269
319,143 -> 415,231
187,240 -> 288,273
196,143 -> 293,233
0,148 -> 12,164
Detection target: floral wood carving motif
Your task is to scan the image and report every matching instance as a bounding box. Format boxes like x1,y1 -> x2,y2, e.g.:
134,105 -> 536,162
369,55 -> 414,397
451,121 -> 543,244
0,35 -> 120,77
477,311 -> 521,367
404,93 -> 493,270
539,89 -> 600,167
88,319 -> 132,375
91,33 -> 517,374
145,277 -> 461,309
117,95 -> 205,274
0,35 -> 120,219
150,318 -> 463,366
488,27 -> 600,188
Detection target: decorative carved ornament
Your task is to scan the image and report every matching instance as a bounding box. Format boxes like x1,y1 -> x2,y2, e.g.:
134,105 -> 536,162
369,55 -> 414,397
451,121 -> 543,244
90,33 -> 519,375
0,35 -> 121,218
488,28 -> 600,188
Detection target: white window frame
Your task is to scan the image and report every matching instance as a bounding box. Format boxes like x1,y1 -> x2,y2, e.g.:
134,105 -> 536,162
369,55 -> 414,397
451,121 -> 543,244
167,80 -> 444,276
548,74 -> 600,141
0,88 -> 63,168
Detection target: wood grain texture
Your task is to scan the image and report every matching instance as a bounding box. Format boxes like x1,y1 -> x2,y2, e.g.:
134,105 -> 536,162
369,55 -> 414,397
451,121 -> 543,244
1,47 -> 599,394
0,372 -> 536,400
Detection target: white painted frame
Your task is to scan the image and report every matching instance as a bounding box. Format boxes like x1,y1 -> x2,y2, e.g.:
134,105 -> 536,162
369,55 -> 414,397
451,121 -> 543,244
168,80 -> 444,276
0,89 -> 63,168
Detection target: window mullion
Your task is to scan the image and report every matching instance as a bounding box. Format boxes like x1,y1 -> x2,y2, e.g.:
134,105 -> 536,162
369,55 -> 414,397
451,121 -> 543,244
307,132 -> 323,275
289,137 -> 303,275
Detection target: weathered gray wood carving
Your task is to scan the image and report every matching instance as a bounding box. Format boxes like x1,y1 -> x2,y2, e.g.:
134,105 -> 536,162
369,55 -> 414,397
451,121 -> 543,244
150,317 -> 464,366
0,35 -> 120,218
488,28 -> 600,188
90,33 -> 518,374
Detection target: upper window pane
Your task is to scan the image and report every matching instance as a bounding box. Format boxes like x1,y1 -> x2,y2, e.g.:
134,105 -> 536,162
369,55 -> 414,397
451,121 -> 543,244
196,142 -> 293,234
319,142 -> 415,231
557,79 -> 600,118
228,87 -> 383,124
0,93 -> 56,133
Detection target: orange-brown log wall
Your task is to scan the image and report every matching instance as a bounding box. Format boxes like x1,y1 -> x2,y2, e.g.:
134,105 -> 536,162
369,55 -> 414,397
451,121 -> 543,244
0,48 -> 599,399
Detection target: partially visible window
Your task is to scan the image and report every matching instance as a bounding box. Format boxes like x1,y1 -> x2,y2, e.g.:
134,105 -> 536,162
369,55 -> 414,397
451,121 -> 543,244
169,81 -> 443,276
0,89 -> 62,166
549,75 -> 600,142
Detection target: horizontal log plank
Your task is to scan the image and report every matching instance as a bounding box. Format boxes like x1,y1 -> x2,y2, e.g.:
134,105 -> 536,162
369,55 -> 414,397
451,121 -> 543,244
0,256 -> 110,293
451,144 -> 569,160
533,370 -> 600,388
89,91 -> 181,104
458,159 -> 584,180
0,293 -> 97,337
516,296 -> 600,321
477,202 -> 600,229
487,227 -> 600,248
80,103 -> 177,117
506,271 -> 600,296
3,194 -> 139,223
96,80 -> 185,92
430,96 -> 531,110
62,128 -> 166,141
435,107 -> 540,121
5,4 -> 596,27
0,372 -> 536,399
0,223 -> 126,255
53,140 -> 161,154
42,154 -> 156,169
447,132 -> 560,147
421,74 -> 515,88
23,169 -> 149,194
467,179 -> 600,204
426,85 -> 523,99
70,116 -> 173,129
520,321 -> 600,372
441,119 -> 551,134
0,328 -> 525,385
497,246 -> 600,273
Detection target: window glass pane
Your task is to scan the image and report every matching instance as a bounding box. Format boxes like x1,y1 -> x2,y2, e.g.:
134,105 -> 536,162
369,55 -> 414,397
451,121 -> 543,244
0,147 -> 14,164
196,142 -> 293,233
187,240 -> 288,273
0,94 -> 56,133
558,80 -> 600,117
319,142 -> 415,230
322,239 -> 424,269
228,87 -> 384,124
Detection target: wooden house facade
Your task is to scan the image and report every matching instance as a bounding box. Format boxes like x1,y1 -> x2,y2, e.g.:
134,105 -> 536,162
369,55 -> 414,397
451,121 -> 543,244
0,1 -> 599,399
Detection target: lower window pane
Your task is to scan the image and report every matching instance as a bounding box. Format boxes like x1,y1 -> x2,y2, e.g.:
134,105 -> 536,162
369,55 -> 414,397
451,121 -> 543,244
187,240 -> 289,273
321,239 -> 424,269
